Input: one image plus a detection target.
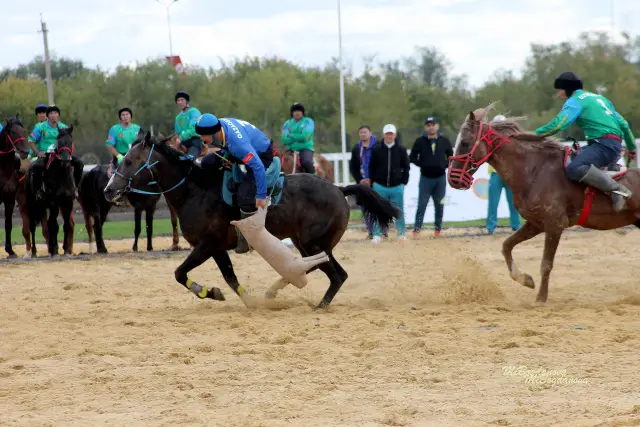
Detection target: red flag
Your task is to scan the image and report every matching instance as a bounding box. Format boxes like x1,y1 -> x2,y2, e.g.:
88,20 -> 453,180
166,55 -> 185,75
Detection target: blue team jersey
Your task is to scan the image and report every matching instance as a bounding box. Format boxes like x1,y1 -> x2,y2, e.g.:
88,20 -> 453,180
220,118 -> 272,199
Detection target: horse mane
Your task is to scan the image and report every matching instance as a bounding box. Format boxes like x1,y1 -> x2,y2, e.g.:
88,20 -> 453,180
472,103 -> 564,151
150,139 -> 220,191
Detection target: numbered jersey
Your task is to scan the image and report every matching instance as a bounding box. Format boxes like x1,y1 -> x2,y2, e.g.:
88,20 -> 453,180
536,89 -> 626,140
220,118 -> 272,162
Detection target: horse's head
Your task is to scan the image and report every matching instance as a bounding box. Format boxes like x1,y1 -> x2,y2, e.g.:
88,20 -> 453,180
1,116 -> 30,159
104,131 -> 176,204
55,125 -> 75,165
448,103 -> 511,189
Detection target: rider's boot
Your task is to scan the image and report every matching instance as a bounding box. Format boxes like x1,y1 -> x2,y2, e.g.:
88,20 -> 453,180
234,209 -> 255,254
579,165 -> 632,212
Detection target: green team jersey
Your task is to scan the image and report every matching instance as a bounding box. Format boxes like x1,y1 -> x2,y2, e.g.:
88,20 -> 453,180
535,89 -> 636,150
281,116 -> 315,152
174,106 -> 202,141
28,121 -> 69,153
106,123 -> 142,154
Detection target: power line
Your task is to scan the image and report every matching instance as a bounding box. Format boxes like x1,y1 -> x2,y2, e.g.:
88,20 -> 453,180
38,14 -> 55,105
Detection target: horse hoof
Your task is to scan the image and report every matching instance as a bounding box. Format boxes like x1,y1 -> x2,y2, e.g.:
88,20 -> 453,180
523,274 -> 535,289
209,288 -> 226,301
7,253 -> 17,259
171,245 -> 181,251
23,253 -> 32,260
533,299 -> 547,307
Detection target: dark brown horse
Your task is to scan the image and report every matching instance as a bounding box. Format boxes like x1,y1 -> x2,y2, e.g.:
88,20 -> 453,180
104,132 -> 399,308
0,118 -> 31,258
447,103 -> 640,304
25,126 -> 81,257
78,131 -> 181,254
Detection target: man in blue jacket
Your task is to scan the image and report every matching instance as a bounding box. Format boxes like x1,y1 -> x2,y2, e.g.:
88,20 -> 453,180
349,125 -> 377,238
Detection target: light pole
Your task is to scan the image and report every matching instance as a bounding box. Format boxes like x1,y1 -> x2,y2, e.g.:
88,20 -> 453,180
337,0 -> 348,185
156,0 -> 178,59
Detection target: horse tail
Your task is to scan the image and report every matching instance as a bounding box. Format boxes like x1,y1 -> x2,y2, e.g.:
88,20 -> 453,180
339,184 -> 400,230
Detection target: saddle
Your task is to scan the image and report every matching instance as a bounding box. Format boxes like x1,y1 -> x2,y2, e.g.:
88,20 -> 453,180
222,156 -> 285,207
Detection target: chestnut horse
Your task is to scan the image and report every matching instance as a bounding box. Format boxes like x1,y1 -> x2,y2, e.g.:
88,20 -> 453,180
448,103 -> 640,304
276,145 -> 335,183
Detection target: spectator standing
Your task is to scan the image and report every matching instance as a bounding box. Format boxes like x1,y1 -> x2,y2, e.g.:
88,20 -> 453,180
486,114 -> 520,234
409,116 -> 452,238
349,125 -> 378,239
368,124 -> 410,243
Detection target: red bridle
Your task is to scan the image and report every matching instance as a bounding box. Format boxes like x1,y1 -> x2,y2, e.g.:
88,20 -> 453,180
0,132 -> 26,155
448,122 -> 511,189
45,141 -> 75,170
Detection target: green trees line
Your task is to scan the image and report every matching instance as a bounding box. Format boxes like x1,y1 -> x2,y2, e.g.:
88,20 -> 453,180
2,32 -> 640,164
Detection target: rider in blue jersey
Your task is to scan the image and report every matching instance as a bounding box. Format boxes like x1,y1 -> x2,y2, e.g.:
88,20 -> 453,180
195,113 -> 275,253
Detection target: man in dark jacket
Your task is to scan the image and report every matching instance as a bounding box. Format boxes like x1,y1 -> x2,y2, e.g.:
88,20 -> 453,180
368,124 -> 410,243
349,125 -> 378,238
409,116 -> 453,237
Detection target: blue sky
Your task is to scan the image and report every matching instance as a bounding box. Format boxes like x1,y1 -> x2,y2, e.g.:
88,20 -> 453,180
2,0 -> 639,88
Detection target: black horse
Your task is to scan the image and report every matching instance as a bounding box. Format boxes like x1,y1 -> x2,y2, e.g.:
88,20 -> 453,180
26,125 -> 82,257
78,132 -> 181,254
0,117 -> 31,258
104,132 -> 399,308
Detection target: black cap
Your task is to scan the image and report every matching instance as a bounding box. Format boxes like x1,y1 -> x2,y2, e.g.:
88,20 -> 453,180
425,116 -> 437,124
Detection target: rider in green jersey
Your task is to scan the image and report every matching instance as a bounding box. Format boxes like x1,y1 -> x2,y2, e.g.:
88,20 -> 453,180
106,107 -> 141,172
535,72 -> 637,212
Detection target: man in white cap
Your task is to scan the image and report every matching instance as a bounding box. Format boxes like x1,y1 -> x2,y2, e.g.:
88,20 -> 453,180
486,114 -> 520,234
367,123 -> 410,243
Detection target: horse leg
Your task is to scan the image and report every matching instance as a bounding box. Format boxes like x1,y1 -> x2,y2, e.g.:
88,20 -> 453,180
19,201 -> 32,258
61,201 -> 74,255
168,202 -> 181,251
3,195 -> 17,258
316,254 -> 348,308
94,213 -> 108,253
211,250 -> 252,306
536,229 -> 563,304
174,242 -> 225,300
82,207 -> 95,254
145,206 -> 155,252
132,207 -> 142,252
501,221 -> 542,289
47,205 -> 59,256
41,211 -> 49,255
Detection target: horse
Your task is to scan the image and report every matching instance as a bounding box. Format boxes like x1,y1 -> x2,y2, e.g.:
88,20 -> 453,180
276,144 -> 335,183
25,125 -> 81,257
78,132 -> 181,254
104,132 -> 399,308
0,117 -> 31,258
447,103 -> 640,304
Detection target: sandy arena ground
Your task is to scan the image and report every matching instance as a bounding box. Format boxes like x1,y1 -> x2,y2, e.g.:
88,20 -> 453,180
1,228 -> 640,427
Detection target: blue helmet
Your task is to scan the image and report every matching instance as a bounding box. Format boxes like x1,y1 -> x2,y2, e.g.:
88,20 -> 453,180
35,104 -> 47,115
195,113 -> 221,136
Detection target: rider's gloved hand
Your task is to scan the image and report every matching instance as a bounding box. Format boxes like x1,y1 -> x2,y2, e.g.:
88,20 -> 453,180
117,153 -> 125,163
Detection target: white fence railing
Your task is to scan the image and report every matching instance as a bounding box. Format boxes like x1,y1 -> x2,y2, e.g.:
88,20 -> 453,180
84,138 -> 640,186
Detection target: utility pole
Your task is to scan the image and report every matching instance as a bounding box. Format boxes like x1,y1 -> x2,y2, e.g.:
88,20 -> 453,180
39,15 -> 55,105
337,0 -> 348,185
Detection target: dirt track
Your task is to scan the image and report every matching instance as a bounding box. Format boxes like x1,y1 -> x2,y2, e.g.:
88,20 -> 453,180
1,229 -> 640,426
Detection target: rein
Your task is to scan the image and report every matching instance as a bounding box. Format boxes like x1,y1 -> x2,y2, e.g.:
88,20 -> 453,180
448,122 -> 512,188
0,130 -> 27,156
45,141 -> 74,170
114,144 -> 187,196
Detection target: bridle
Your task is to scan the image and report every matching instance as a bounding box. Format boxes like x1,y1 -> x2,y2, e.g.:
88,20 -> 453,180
45,136 -> 75,170
0,125 -> 28,156
113,143 -> 187,196
448,121 -> 511,189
